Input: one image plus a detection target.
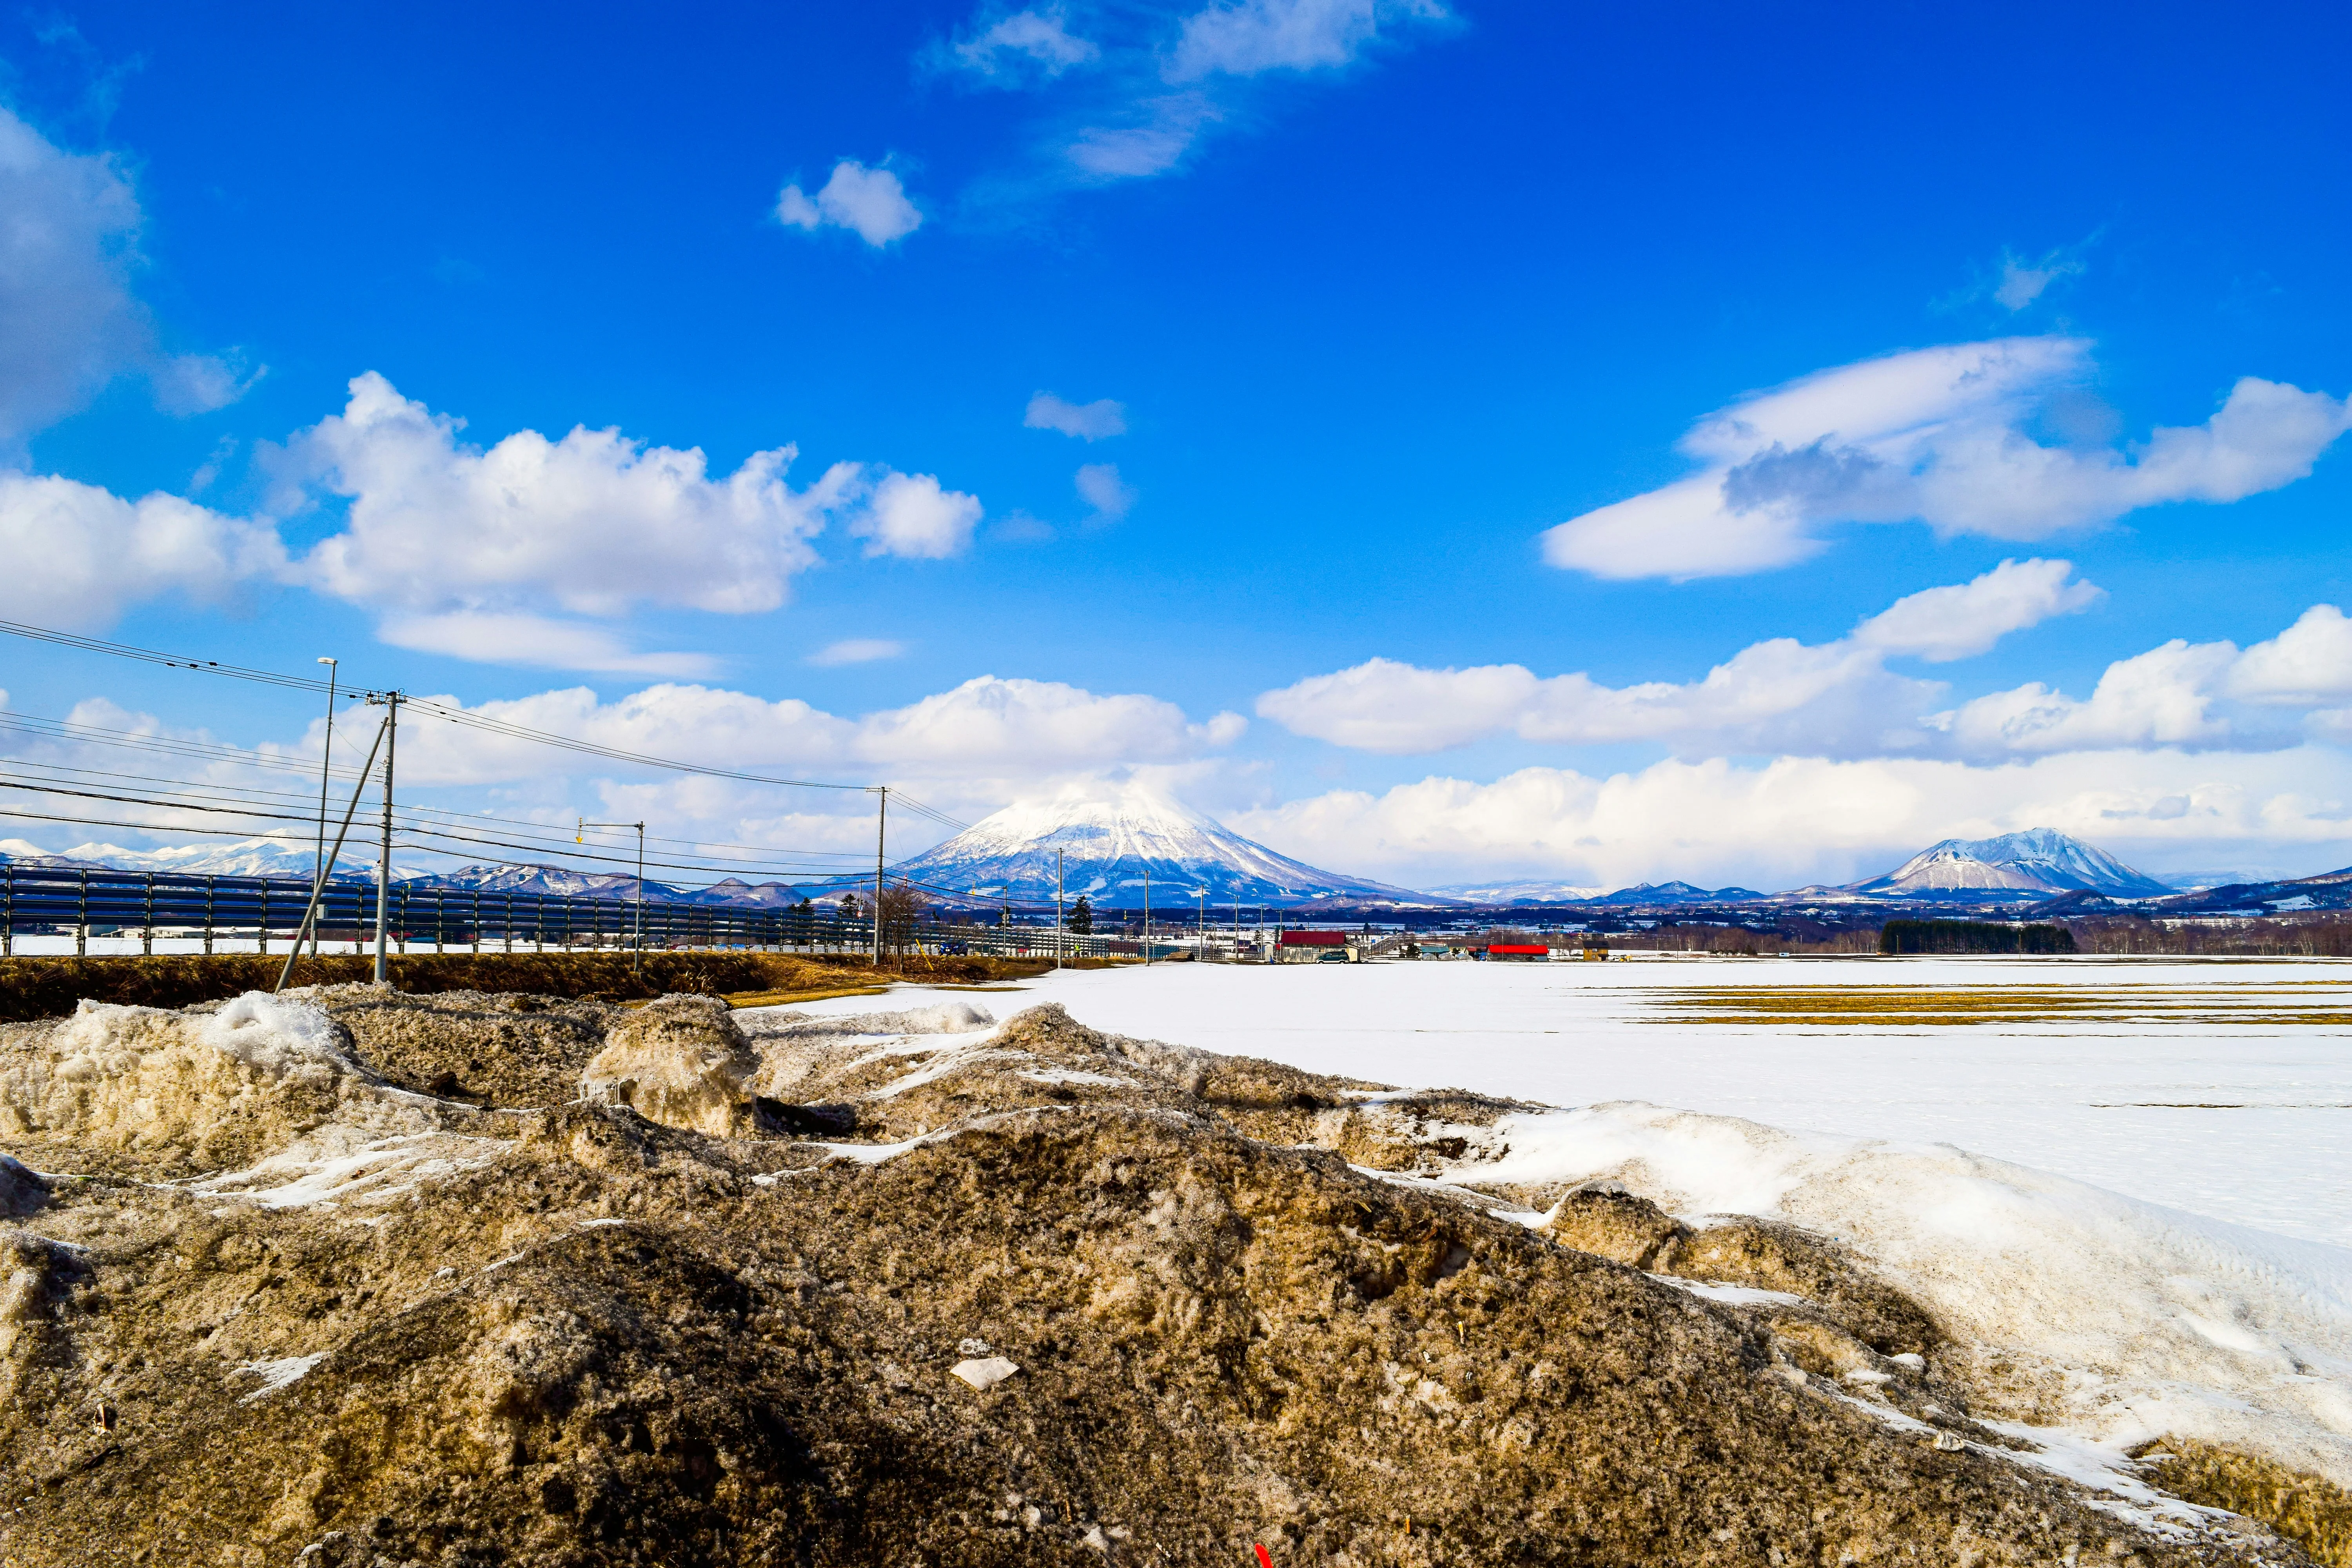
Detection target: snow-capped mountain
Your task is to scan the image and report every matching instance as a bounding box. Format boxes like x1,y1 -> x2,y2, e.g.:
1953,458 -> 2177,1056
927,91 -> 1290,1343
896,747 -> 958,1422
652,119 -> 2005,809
1853,828 -> 2169,898
421,862 -> 681,900
893,782 -> 1446,908
0,838 -> 377,880
1426,879 -> 1609,904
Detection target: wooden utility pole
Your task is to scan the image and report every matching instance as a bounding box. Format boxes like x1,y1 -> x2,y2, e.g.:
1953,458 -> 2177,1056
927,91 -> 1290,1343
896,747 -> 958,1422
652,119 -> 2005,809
872,787 -> 888,966
372,692 -> 401,986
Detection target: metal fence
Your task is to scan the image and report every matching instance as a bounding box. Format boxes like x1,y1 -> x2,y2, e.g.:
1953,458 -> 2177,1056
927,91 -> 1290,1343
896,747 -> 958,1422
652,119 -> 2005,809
0,864 -> 1134,960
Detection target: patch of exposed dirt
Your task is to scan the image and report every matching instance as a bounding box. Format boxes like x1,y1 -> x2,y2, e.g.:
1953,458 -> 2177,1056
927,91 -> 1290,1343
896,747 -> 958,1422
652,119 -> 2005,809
0,990 -> 2321,1566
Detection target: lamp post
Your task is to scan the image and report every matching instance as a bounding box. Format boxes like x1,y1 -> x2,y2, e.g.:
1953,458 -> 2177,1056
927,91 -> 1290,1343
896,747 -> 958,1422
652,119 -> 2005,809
311,658 -> 337,956
578,820 -> 646,972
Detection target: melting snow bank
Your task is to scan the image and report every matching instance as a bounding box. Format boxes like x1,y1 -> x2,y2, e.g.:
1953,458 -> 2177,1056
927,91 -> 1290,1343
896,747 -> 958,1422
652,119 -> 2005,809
1452,1100 -> 2352,1490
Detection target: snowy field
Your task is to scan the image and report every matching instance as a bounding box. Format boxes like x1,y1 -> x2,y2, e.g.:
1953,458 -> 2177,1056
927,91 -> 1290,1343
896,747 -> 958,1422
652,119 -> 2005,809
806,954 -> 2352,1250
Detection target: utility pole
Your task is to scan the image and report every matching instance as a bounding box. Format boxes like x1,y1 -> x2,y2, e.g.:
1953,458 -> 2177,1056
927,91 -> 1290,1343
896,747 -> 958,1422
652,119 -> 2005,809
311,657 -> 337,958
372,691 -> 401,987
1197,886 -> 1205,961
578,820 -> 646,973
872,786 -> 887,968
1232,897 -> 1241,964
1055,847 -> 1064,971
1142,863 -> 1150,967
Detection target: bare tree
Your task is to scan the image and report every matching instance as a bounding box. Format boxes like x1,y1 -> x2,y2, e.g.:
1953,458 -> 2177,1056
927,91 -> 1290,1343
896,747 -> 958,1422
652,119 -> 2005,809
877,880 -> 925,966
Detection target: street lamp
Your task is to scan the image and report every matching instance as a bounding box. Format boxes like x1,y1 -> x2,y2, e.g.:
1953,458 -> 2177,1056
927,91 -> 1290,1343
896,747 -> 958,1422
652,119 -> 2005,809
578,819 -> 646,972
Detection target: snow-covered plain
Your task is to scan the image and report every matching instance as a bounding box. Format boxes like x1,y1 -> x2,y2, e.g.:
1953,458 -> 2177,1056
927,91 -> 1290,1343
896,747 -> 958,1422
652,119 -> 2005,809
811,955 -> 2352,1248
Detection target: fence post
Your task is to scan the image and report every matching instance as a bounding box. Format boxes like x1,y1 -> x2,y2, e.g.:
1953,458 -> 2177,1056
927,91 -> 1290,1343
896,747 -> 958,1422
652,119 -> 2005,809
143,873 -> 155,956
258,882 -> 270,954
203,878 -> 214,955
77,869 -> 88,956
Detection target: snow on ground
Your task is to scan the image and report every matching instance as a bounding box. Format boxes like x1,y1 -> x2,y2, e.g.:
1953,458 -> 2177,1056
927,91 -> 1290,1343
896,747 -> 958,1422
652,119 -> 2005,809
820,955 -> 2352,1249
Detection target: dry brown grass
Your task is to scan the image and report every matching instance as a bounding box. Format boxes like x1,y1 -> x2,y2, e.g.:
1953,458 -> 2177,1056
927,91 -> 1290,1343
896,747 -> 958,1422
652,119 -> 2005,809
2137,1436 -> 2352,1565
0,950 -> 1054,1022
1642,984 -> 2352,1027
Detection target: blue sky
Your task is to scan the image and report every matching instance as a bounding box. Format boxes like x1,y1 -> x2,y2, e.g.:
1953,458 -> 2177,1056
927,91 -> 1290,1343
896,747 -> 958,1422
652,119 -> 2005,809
0,0 -> 2348,891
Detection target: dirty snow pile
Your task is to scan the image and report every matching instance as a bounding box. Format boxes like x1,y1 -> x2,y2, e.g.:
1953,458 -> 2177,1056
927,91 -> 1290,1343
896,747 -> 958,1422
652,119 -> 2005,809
2,984 -> 2343,1566
1446,1100 -> 2352,1492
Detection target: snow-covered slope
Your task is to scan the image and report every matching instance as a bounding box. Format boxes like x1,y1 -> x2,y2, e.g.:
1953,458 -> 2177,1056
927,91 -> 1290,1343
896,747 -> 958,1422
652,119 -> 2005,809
895,781 -> 1445,907
1426,879 -> 1609,904
1855,828 -> 2169,898
422,862 -> 680,900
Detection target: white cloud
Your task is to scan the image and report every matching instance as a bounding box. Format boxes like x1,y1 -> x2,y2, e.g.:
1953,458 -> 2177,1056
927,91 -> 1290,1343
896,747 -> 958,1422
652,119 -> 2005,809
1228,748 -> 2352,893
1540,338 -> 2352,580
808,639 -> 908,666
0,470 -> 286,630
0,106 -> 253,441
1258,559 -> 2098,757
1024,390 -> 1127,439
2230,604 -> 2352,706
776,160 -> 923,247
1992,244 -> 2087,311
295,373 -> 856,616
1165,0 -> 1445,81
848,470 -> 985,559
378,675 -> 1246,803
1075,461 -> 1136,519
856,676 -> 1245,769
1936,604 -> 2352,757
1851,556 -> 2105,662
954,9 -> 1100,78
376,611 -> 720,678
0,372 -> 983,655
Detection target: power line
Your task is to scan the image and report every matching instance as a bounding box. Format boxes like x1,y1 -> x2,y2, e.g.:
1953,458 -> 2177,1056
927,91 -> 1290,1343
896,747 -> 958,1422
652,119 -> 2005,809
0,617 -> 981,833
0,720 -> 880,863
0,620 -> 356,694
0,619 -> 870,793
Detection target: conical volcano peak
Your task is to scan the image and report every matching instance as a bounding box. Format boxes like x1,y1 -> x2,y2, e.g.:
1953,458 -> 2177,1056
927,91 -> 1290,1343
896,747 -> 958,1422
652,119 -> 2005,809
897,782 -> 1442,907
1857,827 -> 2169,897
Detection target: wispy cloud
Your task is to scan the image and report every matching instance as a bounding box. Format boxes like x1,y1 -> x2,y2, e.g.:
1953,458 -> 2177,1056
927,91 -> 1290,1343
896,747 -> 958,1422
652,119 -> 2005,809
808,638 -> 909,666
933,0 -> 1454,192
1936,235 -> 2099,315
1075,461 -> 1136,519
1025,390 -> 1127,439
0,105 -> 258,444
377,611 -> 720,678
951,8 -> 1101,80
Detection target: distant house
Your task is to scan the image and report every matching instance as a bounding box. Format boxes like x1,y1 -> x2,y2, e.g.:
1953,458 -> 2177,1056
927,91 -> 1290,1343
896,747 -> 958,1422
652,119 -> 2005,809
1486,943 -> 1552,962
1275,929 -> 1355,964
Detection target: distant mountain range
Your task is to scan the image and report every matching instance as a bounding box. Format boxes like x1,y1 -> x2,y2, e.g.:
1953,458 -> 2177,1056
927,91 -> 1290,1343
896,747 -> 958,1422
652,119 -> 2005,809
1427,878 -> 1608,903
8,821 -> 2347,919
0,838 -> 407,882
